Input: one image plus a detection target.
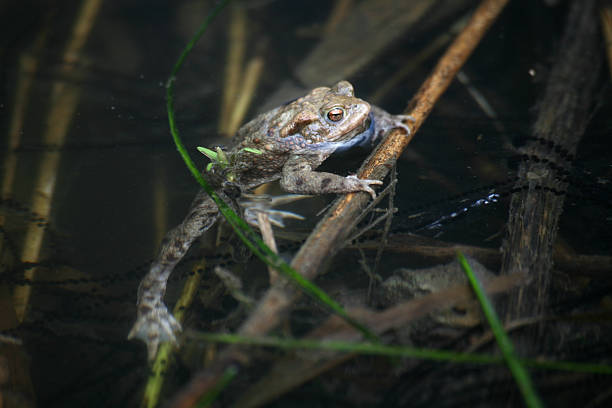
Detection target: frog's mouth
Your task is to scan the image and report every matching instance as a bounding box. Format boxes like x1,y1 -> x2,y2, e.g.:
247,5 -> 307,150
339,115 -> 372,142
313,113 -> 374,153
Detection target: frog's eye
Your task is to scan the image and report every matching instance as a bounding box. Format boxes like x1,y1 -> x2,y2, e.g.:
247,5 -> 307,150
326,107 -> 345,122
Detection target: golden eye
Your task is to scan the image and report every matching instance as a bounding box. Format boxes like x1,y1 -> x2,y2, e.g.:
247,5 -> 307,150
326,107 -> 344,122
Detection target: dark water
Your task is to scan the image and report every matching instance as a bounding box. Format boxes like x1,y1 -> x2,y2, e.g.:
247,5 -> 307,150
1,0 -> 611,406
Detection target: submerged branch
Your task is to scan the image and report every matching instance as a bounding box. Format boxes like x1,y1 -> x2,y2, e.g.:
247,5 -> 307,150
501,0 -> 602,320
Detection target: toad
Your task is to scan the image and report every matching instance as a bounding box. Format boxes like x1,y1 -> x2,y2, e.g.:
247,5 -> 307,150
129,80 -> 412,360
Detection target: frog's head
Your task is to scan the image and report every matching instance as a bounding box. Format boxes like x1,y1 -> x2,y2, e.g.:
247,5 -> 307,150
279,81 -> 371,148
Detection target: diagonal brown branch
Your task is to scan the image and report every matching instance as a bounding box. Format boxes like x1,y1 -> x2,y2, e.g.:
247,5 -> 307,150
167,0 -> 510,406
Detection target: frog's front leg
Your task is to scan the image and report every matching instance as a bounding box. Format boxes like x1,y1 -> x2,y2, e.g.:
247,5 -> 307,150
280,155 -> 382,199
128,190 -> 221,360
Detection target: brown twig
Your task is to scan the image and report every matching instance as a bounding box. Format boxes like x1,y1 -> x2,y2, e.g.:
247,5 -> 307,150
256,212 -> 279,284
368,164 -> 398,301
167,0 -> 510,405
218,6 -> 246,135
226,56 -> 264,136
352,233 -> 612,278
218,6 -> 265,137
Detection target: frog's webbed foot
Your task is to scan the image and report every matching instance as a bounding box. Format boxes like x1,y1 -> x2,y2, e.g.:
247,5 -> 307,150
240,193 -> 308,228
345,175 -> 383,199
127,303 -> 181,361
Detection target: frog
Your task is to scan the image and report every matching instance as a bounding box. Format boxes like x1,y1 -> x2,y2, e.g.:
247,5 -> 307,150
128,80 -> 412,360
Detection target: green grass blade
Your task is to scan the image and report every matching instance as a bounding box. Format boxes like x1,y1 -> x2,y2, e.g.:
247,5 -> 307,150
457,252 -> 544,408
192,331 -> 503,365
192,331 -> 612,375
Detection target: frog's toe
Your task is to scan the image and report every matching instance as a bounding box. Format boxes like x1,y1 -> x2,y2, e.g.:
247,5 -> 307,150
240,193 -> 308,228
394,115 -> 415,135
346,175 -> 382,199
362,179 -> 383,199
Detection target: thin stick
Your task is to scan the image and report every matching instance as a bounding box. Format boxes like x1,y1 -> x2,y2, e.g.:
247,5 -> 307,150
1,32 -> 46,266
219,6 -> 246,135
257,212 -> 279,284
226,56 -> 264,136
3,48 -> 44,197
371,164 -> 397,278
